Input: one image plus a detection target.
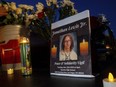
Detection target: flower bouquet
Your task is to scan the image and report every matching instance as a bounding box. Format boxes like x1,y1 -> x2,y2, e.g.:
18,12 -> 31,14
0,0 -> 77,40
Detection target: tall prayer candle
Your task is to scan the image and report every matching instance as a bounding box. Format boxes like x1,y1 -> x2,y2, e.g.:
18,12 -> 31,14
20,37 -> 32,76
80,39 -> 88,56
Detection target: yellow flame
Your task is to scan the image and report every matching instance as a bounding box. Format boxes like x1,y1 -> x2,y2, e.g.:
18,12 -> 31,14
83,39 -> 85,43
20,37 -> 29,43
108,72 -> 114,82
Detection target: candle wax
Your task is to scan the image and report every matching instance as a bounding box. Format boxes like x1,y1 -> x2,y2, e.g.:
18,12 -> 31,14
103,78 -> 116,87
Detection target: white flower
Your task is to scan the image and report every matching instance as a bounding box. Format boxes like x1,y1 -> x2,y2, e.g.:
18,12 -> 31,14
3,4 -> 9,11
27,5 -> 34,10
10,2 -> 17,11
46,0 -> 52,3
2,2 -> 10,11
15,8 -> 22,15
36,2 -> 44,13
63,0 -> 74,7
46,0 -> 57,6
46,2 -> 51,6
18,4 -> 28,9
72,8 -> 78,14
13,14 -> 18,19
28,14 -> 35,20
46,0 -> 52,6
52,0 -> 57,4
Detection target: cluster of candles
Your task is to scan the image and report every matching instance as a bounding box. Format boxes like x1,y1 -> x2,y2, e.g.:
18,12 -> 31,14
51,39 -> 89,58
103,72 -> 116,87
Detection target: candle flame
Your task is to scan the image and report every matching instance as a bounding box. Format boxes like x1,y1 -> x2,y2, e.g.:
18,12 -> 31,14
83,39 -> 85,43
53,45 -> 55,48
20,37 -> 29,43
22,39 -> 27,43
106,45 -> 110,49
108,72 -> 114,82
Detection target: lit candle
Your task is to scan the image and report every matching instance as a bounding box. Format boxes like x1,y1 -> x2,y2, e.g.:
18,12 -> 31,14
106,45 -> 110,49
51,45 -> 57,58
103,72 -> 116,87
20,37 -> 32,76
80,39 -> 88,56
7,68 -> 14,75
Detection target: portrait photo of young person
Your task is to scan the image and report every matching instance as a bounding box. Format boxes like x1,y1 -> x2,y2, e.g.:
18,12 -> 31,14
59,32 -> 78,61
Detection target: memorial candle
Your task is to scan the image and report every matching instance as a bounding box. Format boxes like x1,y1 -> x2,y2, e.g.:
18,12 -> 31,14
20,37 -> 32,76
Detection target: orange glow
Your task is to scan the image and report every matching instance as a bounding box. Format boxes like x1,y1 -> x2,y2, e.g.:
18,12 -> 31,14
51,45 -> 57,58
106,45 -> 110,49
80,39 -> 88,56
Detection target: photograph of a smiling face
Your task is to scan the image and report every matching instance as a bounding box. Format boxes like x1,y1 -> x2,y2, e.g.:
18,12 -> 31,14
63,34 -> 73,52
59,32 -> 78,61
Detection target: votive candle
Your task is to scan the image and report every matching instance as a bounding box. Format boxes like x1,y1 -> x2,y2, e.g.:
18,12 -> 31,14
103,72 -> 116,87
7,68 -> 14,74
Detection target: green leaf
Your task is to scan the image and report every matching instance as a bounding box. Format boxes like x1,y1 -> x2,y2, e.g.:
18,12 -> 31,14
6,14 -> 12,19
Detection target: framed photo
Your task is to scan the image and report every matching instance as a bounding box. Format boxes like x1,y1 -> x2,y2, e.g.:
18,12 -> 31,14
50,10 -> 93,78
